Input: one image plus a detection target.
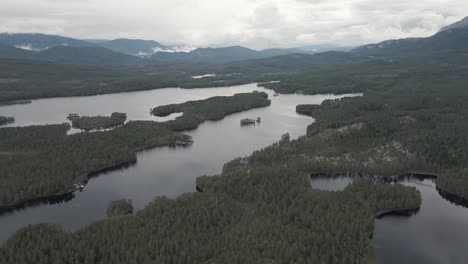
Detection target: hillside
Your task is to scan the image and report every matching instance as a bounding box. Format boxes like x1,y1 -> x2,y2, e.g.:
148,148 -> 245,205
97,38 -> 171,57
353,17 -> 468,57
0,33 -> 92,50
439,16 -> 468,32
0,44 -> 45,60
0,44 -> 147,67
39,46 -> 147,66
151,46 -> 310,64
214,51 -> 373,74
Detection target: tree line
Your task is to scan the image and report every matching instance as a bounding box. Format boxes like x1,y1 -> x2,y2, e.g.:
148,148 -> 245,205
0,121 -> 191,206
152,92 -> 271,131
68,112 -> 127,131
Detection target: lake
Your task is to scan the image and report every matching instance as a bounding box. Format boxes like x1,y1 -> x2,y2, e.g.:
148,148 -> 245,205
0,83 -> 359,243
310,175 -> 468,264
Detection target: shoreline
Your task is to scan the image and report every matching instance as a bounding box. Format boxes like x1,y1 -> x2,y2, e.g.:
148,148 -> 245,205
310,171 -> 467,208
0,81 -> 267,106
0,138 -> 193,215
375,206 -> 420,218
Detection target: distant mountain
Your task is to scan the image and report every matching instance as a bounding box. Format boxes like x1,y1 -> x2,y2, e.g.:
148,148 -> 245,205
152,46 -> 257,64
83,39 -> 110,44
151,46 -> 310,64
0,44 -> 146,67
0,44 -> 44,60
260,48 -> 312,57
353,17 -> 468,57
39,46 -> 146,66
439,16 -> 468,32
96,39 -> 171,57
297,44 -> 353,53
0,33 -> 92,51
217,51 -> 372,74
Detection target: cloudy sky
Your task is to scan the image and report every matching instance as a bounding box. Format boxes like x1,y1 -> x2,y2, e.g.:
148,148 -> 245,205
0,0 -> 466,49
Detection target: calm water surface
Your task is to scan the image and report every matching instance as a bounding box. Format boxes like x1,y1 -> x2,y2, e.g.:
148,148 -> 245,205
0,83 -> 359,243
311,176 -> 468,264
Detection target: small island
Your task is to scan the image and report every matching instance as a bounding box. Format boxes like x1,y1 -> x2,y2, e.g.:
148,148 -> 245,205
0,116 -> 14,126
67,112 -> 127,131
240,117 -> 261,126
106,199 -> 134,217
152,92 -> 271,131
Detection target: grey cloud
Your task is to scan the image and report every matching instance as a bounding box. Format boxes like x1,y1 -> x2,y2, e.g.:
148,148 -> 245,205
0,0 -> 467,49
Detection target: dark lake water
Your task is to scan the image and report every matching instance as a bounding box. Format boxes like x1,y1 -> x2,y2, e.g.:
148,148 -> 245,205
311,175 -> 468,264
0,83 -> 359,243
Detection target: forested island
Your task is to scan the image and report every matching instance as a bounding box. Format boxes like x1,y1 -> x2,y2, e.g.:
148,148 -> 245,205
152,92 -> 271,131
68,112 -> 127,131
0,116 -> 14,126
0,121 -> 191,208
0,92 -> 272,209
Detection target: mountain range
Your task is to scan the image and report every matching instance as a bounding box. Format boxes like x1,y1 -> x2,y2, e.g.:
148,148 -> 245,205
0,43 -> 147,67
0,33 -> 314,66
95,39 -> 172,57
0,16 -> 466,67
0,33 -> 92,51
150,46 -> 312,64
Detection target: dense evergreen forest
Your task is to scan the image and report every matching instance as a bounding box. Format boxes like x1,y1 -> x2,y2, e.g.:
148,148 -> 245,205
287,66 -> 468,199
69,112 -> 127,131
106,199 -> 134,217
0,156 -> 420,264
0,121 -> 191,207
2,22 -> 468,263
0,92 -> 271,207
0,116 -> 14,126
152,92 -> 271,131
0,51 -> 380,104
0,87 -> 423,262
0,59 -> 271,103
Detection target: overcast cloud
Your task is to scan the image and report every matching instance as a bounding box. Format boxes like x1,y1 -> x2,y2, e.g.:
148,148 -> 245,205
0,0 -> 466,49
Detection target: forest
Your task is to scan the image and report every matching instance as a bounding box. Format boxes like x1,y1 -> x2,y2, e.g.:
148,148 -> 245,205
69,112 -> 127,131
0,59 -> 272,103
290,68 -> 468,199
2,31 -> 468,263
0,51 -> 379,104
0,121 -> 191,207
152,92 -> 271,131
106,199 -> 134,217
0,116 -> 14,126
0,85 -> 424,262
0,92 -> 272,207
0,156 -> 420,264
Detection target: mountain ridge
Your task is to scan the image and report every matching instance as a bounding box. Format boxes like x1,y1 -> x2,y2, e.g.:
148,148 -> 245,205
352,18 -> 468,57
0,33 -> 93,50
439,16 -> 468,32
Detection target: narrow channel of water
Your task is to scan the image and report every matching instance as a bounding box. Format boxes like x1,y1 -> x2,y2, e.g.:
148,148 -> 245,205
310,175 -> 468,263
0,83 -> 359,243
